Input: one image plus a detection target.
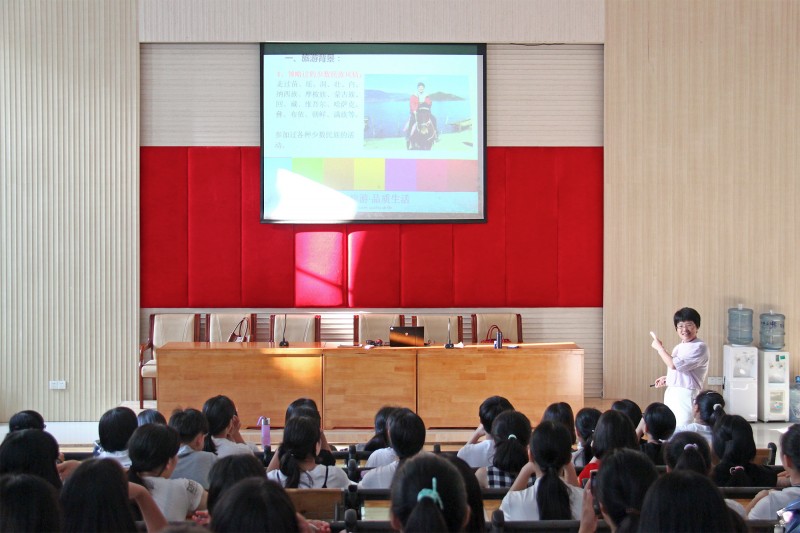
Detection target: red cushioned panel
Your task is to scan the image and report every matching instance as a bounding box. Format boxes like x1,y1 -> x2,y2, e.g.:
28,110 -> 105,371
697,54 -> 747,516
240,147 -> 296,307
399,224 -> 454,307
452,148 -> 507,306
505,148 -> 559,306
140,147 -> 189,307
347,225 -> 401,307
295,227 -> 346,307
557,147 -> 604,306
187,148 -> 242,307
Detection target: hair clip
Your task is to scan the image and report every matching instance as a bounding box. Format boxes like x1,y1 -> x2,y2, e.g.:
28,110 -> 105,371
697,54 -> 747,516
713,403 -> 722,411
684,443 -> 698,451
417,477 -> 444,510
508,434 -> 517,440
729,465 -> 745,475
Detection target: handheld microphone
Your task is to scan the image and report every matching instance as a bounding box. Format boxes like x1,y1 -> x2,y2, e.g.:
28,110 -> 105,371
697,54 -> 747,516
445,318 -> 454,349
279,314 -> 289,347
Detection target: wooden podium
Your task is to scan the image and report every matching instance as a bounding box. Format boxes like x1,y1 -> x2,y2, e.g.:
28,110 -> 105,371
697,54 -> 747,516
155,342 -> 583,429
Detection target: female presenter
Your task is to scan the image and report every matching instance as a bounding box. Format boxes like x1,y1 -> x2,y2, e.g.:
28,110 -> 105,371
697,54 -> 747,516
650,307 -> 709,426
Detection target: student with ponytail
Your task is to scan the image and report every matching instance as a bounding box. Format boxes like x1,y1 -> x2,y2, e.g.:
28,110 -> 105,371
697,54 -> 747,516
359,408 -> 426,489
128,423 -> 208,521
748,423 -> 800,518
664,431 -> 748,518
267,415 -> 353,489
636,402 -> 676,466
579,449 -> 657,533
500,420 -> 583,521
573,407 -> 601,468
711,414 -> 777,487
201,395 -> 258,457
475,410 -> 534,488
672,389 -> 726,444
390,454 -> 469,532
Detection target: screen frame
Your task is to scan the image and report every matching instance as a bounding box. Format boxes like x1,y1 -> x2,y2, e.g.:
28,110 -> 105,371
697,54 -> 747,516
259,42 -> 487,225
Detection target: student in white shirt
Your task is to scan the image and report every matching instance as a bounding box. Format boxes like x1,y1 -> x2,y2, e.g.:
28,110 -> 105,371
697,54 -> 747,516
202,395 -> 258,458
267,415 -> 353,489
359,408 -> 426,489
500,421 -> 583,521
95,406 -> 139,469
127,424 -> 208,521
457,396 -> 514,468
748,423 -> 800,520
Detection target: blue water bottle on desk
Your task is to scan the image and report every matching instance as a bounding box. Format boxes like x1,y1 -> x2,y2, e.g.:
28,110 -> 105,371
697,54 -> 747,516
495,330 -> 503,349
258,416 -> 271,452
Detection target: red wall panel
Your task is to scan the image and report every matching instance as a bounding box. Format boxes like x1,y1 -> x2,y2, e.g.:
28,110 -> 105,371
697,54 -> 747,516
187,148 -> 242,307
241,147 -> 296,307
400,224 -> 454,307
505,148 -> 559,306
140,146 -> 603,308
140,147 -> 189,307
453,148 -> 507,306
348,225 -> 401,307
557,148 -> 604,306
295,228 -> 346,307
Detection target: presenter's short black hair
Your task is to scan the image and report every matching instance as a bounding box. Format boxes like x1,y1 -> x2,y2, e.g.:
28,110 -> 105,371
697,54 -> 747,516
673,307 -> 701,328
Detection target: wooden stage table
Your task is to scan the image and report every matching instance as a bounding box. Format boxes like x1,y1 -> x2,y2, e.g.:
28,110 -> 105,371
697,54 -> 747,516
416,342 -> 584,428
156,342 -> 324,427
156,342 -> 583,430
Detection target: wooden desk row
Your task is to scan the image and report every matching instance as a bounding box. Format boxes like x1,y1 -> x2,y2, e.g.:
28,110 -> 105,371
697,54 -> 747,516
156,342 -> 584,430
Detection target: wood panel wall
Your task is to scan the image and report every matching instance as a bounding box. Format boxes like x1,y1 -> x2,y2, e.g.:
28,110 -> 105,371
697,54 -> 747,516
137,0 -> 604,44
1,0 -> 139,421
604,0 -> 800,407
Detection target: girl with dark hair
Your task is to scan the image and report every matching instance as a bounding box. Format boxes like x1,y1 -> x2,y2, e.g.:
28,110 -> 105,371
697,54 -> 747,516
202,395 -> 258,457
365,407 -> 407,468
638,470 -> 735,532
8,410 -> 46,431
579,449 -> 658,533
711,414 -> 777,487
0,429 -> 62,489
573,407 -> 601,468
748,423 -> 800,518
636,402 -> 676,465
60,458 -> 168,533
0,473 -> 61,532
138,408 -> 167,426
390,454 -> 469,533
610,399 -> 643,430
128,424 -> 208,521
457,395 -> 514,468
363,405 -> 399,452
211,478 -> 301,533
475,410 -> 534,488
664,431 -> 748,519
577,410 -> 638,485
359,409 -> 426,489
443,455 -> 486,533
96,406 -> 139,468
542,402 -> 577,446
267,416 -> 353,489
207,454 -> 266,515
672,389 -> 725,444
500,420 -> 583,521
650,307 -> 710,426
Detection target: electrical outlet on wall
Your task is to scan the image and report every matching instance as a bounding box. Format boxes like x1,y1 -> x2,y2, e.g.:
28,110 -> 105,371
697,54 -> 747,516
707,376 -> 724,386
48,380 -> 67,390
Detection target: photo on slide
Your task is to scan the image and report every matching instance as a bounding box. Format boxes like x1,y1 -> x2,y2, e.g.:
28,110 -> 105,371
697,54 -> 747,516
363,74 -> 473,152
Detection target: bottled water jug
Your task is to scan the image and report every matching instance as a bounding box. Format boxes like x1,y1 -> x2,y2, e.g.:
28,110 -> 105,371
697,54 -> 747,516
759,310 -> 785,350
727,304 -> 753,345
